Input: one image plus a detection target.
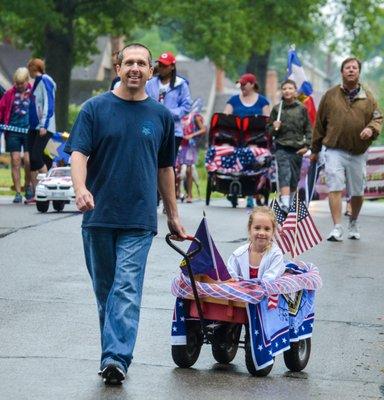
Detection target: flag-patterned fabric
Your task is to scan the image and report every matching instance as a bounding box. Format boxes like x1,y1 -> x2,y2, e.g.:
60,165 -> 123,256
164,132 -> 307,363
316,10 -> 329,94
286,46 -> 317,126
205,145 -> 271,174
172,261 -> 322,303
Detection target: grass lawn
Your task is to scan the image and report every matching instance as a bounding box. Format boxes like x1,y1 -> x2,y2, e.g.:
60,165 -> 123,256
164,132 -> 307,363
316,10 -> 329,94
0,167 -> 24,195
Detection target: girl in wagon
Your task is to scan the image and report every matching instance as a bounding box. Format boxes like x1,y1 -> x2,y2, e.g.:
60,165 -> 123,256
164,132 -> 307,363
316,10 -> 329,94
227,206 -> 285,283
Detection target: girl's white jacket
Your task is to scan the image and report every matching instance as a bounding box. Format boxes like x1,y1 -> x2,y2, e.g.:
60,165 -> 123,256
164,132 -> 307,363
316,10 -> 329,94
227,242 -> 285,282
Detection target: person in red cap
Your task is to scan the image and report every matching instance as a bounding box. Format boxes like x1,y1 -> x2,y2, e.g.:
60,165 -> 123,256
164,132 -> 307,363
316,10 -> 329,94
224,73 -> 270,118
146,51 -> 191,152
224,73 -> 270,208
146,51 -> 192,206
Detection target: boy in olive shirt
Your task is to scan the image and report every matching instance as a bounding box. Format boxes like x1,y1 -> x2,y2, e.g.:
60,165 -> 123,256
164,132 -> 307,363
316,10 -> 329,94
269,79 -> 312,212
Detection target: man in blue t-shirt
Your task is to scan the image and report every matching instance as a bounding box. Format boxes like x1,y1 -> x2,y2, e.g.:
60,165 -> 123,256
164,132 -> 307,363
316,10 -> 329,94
65,43 -> 186,385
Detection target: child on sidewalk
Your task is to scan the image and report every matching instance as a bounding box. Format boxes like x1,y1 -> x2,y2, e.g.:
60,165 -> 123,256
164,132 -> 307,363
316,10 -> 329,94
269,79 -> 312,212
227,206 -> 285,282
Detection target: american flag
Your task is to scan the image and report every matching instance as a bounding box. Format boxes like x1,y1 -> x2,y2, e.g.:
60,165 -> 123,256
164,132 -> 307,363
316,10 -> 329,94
271,200 -> 293,255
271,197 -> 322,257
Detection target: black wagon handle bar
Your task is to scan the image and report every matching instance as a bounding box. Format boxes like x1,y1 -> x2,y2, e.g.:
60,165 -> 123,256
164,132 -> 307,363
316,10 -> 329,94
165,233 -> 210,342
165,234 -> 202,260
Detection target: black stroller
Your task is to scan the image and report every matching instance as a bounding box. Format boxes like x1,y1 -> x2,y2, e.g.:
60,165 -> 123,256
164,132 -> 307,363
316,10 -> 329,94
205,113 -> 273,208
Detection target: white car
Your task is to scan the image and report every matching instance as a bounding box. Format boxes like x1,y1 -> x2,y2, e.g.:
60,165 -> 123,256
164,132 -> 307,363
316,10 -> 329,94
35,167 -> 75,213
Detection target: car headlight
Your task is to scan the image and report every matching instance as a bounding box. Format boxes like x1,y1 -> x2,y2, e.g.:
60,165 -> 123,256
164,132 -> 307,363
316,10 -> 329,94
36,184 -> 45,190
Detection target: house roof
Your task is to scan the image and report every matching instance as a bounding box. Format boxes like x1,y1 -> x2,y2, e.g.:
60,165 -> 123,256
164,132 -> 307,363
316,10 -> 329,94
0,42 -> 31,88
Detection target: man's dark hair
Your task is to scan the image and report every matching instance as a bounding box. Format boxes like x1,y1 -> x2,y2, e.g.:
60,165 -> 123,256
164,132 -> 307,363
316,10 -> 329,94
281,79 -> 297,89
340,57 -> 362,72
117,43 -> 152,66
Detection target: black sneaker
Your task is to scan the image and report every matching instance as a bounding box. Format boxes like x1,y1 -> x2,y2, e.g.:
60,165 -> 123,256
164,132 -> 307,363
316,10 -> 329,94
101,364 -> 125,385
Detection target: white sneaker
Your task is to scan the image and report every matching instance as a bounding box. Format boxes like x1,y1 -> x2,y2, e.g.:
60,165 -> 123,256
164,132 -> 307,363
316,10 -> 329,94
348,220 -> 360,240
327,225 -> 343,242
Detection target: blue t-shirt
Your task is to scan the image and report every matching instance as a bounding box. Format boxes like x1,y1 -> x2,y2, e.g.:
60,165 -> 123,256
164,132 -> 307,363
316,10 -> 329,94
65,92 -> 175,233
227,94 -> 269,117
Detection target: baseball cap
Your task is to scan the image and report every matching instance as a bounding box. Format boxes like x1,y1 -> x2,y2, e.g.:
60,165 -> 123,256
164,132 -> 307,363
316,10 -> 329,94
157,51 -> 176,66
237,73 -> 257,86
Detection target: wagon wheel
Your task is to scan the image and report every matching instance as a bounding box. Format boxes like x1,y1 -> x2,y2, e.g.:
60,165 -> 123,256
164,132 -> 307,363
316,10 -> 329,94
172,321 -> 203,368
283,338 -> 311,372
244,327 -> 273,377
211,323 -> 242,364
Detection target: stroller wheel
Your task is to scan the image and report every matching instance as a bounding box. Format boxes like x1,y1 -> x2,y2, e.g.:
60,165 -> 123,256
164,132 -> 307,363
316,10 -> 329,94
172,322 -> 202,368
283,338 -> 311,372
211,323 -> 242,364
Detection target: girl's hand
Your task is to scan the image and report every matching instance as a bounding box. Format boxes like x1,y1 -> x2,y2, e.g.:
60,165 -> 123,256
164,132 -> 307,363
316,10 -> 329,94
184,134 -> 194,140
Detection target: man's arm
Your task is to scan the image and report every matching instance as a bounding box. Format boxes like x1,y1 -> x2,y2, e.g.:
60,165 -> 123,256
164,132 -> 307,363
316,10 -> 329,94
310,95 -> 327,161
364,97 -> 383,140
158,166 -> 186,238
71,151 -> 94,212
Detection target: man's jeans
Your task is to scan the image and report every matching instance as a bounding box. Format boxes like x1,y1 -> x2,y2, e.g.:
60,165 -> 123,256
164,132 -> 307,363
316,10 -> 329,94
82,227 -> 154,372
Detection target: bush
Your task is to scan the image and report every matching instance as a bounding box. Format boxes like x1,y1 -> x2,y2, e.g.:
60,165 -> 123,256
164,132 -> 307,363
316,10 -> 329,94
68,104 -> 82,131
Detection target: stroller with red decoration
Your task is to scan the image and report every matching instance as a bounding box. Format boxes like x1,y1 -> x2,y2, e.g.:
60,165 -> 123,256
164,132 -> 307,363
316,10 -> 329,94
167,217 -> 322,376
205,113 -> 273,208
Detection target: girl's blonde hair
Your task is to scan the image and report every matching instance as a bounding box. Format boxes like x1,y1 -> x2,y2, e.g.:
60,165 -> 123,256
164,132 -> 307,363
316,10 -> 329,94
248,206 -> 278,252
13,67 -> 29,84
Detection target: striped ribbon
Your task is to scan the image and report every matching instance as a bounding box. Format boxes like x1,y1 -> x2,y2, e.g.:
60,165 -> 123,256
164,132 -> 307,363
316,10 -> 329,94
0,124 -> 29,134
171,262 -> 322,304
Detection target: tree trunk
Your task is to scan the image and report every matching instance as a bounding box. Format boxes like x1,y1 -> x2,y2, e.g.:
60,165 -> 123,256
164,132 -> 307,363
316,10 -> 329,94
245,48 -> 271,96
44,2 -> 75,131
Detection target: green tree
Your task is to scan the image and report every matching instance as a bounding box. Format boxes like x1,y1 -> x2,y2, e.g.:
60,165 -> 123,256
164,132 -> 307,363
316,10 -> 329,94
159,0 -> 252,75
157,0 -> 326,94
0,0 -> 157,130
242,0 -> 326,93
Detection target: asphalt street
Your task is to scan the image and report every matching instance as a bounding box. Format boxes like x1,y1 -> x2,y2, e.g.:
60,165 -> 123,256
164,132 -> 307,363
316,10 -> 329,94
0,196 -> 383,400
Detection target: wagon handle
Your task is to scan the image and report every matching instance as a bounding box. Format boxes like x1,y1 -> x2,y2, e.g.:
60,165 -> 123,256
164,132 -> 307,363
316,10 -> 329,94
166,234 -> 210,343
165,234 -> 202,260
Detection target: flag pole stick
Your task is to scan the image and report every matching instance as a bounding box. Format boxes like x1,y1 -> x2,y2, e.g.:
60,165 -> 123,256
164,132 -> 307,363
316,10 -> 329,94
293,191 -> 299,259
275,100 -> 283,130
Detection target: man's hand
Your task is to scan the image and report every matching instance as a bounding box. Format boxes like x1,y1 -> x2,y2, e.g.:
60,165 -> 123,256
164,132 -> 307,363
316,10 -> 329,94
75,186 -> 94,212
167,216 -> 187,240
310,153 -> 318,163
39,127 -> 47,137
273,121 -> 282,131
296,147 -> 308,156
360,127 -> 373,140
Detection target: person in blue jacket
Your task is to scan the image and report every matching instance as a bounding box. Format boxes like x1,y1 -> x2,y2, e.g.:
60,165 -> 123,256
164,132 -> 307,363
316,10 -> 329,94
26,58 -> 56,203
146,51 -> 192,155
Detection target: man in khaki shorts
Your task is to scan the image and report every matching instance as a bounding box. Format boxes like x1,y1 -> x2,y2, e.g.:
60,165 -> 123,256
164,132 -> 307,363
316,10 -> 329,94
311,57 -> 383,241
